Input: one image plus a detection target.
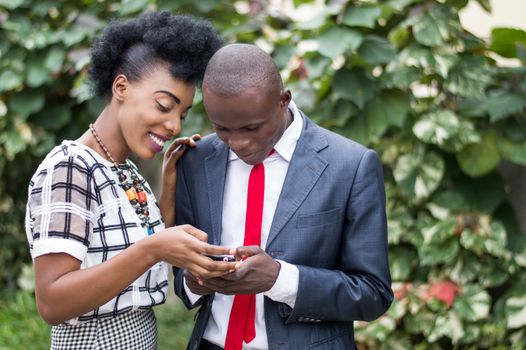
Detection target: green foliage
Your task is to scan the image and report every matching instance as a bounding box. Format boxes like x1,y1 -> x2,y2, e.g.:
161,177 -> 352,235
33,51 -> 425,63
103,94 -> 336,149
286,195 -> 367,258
0,291 -> 50,349
1,0 -> 526,348
0,288 -> 195,350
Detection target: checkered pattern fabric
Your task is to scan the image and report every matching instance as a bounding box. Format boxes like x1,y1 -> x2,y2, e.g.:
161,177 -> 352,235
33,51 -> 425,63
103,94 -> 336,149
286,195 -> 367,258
51,309 -> 157,349
25,140 -> 168,325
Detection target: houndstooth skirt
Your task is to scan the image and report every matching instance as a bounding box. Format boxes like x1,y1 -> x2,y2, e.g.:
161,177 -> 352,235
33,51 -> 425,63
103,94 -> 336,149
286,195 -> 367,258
50,309 -> 157,349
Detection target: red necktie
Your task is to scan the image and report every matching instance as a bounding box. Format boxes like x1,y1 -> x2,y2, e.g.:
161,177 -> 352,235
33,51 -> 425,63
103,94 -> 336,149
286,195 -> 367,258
224,153 -> 272,350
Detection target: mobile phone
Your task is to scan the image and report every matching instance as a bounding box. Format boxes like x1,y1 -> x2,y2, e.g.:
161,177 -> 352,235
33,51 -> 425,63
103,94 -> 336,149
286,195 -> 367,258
204,254 -> 236,262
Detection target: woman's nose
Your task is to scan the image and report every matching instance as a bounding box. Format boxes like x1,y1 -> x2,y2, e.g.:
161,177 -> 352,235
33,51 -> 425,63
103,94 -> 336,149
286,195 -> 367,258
165,118 -> 181,136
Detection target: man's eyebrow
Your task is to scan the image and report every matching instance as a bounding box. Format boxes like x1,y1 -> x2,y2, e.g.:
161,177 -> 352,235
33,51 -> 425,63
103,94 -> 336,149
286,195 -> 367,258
155,90 -> 180,104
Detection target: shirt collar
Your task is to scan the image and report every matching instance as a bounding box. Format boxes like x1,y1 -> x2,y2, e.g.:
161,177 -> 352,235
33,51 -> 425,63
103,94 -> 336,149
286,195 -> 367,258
228,100 -> 303,162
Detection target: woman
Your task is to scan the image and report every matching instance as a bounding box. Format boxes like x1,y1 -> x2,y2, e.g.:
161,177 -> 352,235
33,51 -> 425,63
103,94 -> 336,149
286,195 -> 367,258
24,12 -> 234,349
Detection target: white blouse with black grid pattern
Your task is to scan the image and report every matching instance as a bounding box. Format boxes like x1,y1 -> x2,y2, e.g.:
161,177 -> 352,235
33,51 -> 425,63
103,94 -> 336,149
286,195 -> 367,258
25,140 -> 168,325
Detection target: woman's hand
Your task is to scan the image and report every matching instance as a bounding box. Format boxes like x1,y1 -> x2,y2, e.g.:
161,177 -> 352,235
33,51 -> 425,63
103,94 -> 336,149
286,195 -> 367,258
151,224 -> 236,280
159,134 -> 201,227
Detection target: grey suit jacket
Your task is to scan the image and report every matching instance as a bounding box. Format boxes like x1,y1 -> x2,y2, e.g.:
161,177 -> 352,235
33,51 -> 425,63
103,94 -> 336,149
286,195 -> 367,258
173,112 -> 393,350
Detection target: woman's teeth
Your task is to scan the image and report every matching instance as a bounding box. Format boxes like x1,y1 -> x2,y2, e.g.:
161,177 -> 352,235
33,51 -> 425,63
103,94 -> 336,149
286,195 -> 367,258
149,134 -> 165,148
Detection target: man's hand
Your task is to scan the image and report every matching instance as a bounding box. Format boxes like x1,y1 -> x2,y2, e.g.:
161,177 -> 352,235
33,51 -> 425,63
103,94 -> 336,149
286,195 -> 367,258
184,269 -> 215,296
202,246 -> 281,295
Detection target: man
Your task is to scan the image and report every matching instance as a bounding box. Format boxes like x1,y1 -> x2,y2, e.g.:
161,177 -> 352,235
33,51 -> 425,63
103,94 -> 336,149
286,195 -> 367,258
173,44 -> 392,350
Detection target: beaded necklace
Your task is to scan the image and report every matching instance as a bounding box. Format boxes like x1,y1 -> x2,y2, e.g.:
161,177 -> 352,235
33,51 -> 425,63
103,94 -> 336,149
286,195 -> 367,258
89,123 -> 155,235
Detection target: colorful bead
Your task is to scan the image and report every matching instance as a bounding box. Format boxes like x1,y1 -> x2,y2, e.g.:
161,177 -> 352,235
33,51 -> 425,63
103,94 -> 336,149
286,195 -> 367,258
137,191 -> 147,203
118,172 -> 126,182
89,124 -> 155,236
125,187 -> 137,201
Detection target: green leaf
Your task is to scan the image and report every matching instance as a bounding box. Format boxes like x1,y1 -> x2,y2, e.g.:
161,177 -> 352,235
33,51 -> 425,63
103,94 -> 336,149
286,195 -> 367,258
422,218 -> 456,245
457,131 -> 500,177
303,55 -> 330,80
358,35 -> 397,66
412,110 -> 480,152
295,7 -> 333,30
460,221 -> 508,258
478,261 -> 509,287
432,174 -> 506,215
412,6 -> 459,47
0,0 -> 25,9
428,312 -> 464,344
400,44 -> 457,77
327,99 -> 358,128
490,27 -> 526,59
476,0 -> 492,12
61,26 -> 89,46
381,66 -> 421,89
343,5 -> 382,29
118,0 -> 149,15
31,105 -> 71,131
454,285 -> 490,322
0,70 -> 24,92
26,64 -> 50,88
505,295 -> 526,328
389,246 -> 416,281
0,100 -> 6,117
496,137 -> 526,166
194,0 -> 218,12
0,130 -> 28,160
446,55 -> 491,98
272,45 -> 295,69
419,237 -> 459,265
9,90 -> 45,117
388,0 -> 419,12
44,46 -> 65,73
363,89 -> 410,137
484,91 -> 525,122
393,148 -> 445,199
332,68 -> 374,109
448,252 -> 481,284
317,26 -> 363,58
388,25 -> 410,49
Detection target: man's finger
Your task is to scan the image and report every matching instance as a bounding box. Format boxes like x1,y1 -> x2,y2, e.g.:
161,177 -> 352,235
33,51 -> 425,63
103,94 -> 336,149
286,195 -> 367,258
234,245 -> 261,260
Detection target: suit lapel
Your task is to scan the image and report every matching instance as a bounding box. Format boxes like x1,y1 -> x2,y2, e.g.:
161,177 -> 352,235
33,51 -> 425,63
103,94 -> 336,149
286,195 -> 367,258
204,139 -> 229,245
266,115 -> 328,249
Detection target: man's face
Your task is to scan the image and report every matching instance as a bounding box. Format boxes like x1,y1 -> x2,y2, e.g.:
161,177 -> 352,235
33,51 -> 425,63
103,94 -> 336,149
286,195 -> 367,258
203,86 -> 290,165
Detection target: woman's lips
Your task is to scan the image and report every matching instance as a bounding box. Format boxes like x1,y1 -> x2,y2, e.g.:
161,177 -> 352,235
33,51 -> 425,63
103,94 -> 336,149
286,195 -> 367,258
148,132 -> 167,153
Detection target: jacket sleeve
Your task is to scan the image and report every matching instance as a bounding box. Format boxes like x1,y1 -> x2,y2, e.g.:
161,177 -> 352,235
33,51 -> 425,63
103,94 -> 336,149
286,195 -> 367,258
285,149 -> 393,323
172,156 -> 204,310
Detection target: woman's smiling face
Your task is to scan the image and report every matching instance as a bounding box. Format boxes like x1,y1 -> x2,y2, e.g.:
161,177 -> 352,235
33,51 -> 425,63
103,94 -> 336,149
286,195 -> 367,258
115,63 -> 196,160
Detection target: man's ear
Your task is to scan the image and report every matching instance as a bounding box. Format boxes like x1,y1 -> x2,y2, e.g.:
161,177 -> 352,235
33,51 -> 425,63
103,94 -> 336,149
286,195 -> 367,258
280,89 -> 292,108
112,74 -> 129,102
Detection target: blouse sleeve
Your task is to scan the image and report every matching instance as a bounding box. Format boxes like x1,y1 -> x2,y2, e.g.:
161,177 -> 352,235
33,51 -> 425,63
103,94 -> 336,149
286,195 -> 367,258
26,153 -> 98,261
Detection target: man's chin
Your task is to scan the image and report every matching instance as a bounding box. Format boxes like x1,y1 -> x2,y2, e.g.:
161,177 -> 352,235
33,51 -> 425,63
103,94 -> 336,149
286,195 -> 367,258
238,152 -> 264,165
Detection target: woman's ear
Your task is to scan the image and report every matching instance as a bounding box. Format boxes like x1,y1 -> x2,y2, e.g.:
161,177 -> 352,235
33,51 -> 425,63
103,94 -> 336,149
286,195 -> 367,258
112,74 -> 129,102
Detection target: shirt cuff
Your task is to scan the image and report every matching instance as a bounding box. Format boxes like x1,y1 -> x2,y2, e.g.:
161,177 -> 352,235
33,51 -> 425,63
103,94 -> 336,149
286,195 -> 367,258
183,276 -> 203,305
32,238 -> 87,261
263,260 -> 299,308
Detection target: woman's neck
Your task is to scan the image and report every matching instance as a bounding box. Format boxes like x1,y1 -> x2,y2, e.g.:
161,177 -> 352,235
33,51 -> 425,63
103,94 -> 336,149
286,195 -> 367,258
78,105 -> 130,164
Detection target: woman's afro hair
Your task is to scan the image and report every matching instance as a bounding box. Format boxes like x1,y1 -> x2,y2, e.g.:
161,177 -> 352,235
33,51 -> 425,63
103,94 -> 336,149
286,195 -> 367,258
88,11 -> 223,98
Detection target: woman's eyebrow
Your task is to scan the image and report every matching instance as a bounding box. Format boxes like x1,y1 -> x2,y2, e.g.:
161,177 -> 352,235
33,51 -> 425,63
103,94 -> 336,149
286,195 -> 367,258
154,90 -> 180,104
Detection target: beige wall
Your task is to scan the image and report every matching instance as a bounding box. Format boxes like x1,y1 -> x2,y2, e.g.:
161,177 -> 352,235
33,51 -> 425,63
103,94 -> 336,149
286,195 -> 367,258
460,0 -> 526,38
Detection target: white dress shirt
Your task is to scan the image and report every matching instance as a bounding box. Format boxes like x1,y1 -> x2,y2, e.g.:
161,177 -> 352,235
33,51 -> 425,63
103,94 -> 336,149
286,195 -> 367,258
184,101 -> 303,349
